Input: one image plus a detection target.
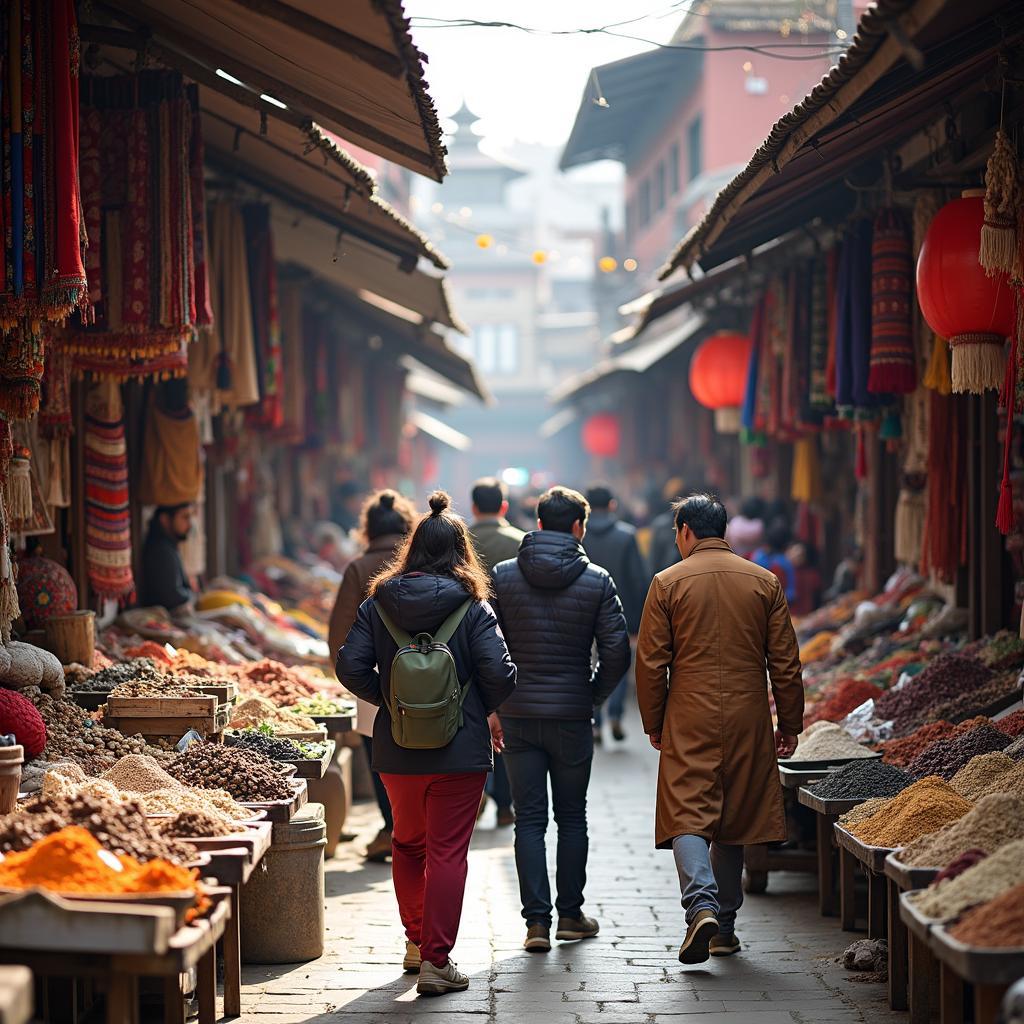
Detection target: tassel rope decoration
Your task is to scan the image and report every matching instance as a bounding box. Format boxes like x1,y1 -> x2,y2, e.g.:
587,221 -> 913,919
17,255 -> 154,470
980,126 -> 1022,279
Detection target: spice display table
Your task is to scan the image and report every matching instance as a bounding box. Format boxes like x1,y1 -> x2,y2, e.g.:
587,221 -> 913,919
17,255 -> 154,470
191,821 -> 272,1019
0,888 -> 229,1024
240,777 -> 307,823
930,925 -> 1023,1024
898,891 -> 945,1024
798,789 -> 864,917
104,695 -> 229,742
280,739 -> 335,780
834,825 -> 893,937
0,966 -> 32,1024
884,847 -> 937,1015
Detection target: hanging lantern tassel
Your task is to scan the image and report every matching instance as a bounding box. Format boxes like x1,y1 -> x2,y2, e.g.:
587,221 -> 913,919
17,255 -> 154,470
895,488 -> 926,566
3,451 -> 32,522
922,333 -> 953,394
949,333 -> 1009,394
980,129 -> 1022,279
997,315 -> 1020,534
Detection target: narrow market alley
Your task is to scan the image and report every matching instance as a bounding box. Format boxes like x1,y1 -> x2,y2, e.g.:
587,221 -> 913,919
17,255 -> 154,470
240,728 -> 906,1024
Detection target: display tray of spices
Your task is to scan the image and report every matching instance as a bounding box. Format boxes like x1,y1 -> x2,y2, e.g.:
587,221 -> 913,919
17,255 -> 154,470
800,759 -> 913,816
930,922 -> 1024,987
884,849 -> 939,892
899,889 -> 942,945
239,778 -> 308,824
224,727 -> 334,779
177,820 -> 273,863
287,696 -> 355,733
833,824 -> 896,872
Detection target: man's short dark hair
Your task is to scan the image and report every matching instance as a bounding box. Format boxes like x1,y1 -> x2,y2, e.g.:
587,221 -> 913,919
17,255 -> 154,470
585,483 -> 614,511
673,493 -> 727,539
155,503 -> 192,518
471,477 -> 506,515
538,486 -> 590,534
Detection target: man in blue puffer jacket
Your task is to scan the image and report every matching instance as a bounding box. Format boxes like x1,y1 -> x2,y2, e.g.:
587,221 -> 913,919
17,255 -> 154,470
492,485 -> 630,954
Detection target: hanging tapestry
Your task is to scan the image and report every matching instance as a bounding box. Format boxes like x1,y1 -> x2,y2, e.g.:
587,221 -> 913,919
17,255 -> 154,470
84,381 -> 135,601
138,404 -> 202,508
808,256 -> 833,413
868,208 -> 916,395
242,204 -> 283,428
69,72 -> 205,379
278,280 -> 307,444
834,219 -> 876,417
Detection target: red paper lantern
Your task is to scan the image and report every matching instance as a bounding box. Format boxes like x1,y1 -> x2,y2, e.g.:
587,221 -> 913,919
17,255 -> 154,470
916,192 -> 1015,394
689,331 -> 753,433
581,413 -> 620,458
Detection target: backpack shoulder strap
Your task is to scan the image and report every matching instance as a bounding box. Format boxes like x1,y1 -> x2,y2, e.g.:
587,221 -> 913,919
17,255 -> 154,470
434,600 -> 473,645
373,603 -> 413,648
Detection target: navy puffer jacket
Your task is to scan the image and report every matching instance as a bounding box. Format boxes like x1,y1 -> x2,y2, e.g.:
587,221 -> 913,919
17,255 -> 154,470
492,530 -> 630,720
336,573 -> 516,775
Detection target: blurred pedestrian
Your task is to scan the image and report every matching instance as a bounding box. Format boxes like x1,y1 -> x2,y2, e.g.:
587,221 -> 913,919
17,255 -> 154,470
337,492 -> 516,995
725,497 -> 766,559
469,477 -> 525,827
636,494 -> 804,965
752,521 -> 797,603
824,543 -> 864,602
492,486 -> 630,953
329,489 -> 417,862
583,484 -> 649,743
647,478 -> 685,573
787,542 -> 823,617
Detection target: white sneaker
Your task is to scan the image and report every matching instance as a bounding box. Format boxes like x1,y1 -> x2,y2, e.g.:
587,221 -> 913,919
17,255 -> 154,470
402,941 -> 421,973
417,959 -> 469,995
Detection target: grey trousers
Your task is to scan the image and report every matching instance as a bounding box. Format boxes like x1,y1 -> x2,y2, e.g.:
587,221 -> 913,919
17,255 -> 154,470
671,835 -> 745,935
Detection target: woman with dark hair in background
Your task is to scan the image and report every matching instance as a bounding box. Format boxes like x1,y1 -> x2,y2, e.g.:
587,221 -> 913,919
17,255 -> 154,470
337,492 -> 516,996
329,489 -> 418,862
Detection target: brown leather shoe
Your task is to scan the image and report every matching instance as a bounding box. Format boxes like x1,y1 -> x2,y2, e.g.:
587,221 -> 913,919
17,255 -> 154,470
365,828 -> 392,863
402,941 -> 422,973
678,909 -> 719,964
710,931 -> 741,957
524,924 -> 551,952
555,915 -> 600,941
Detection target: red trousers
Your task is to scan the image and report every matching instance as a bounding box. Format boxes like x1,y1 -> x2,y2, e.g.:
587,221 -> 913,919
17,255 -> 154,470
380,771 -> 486,968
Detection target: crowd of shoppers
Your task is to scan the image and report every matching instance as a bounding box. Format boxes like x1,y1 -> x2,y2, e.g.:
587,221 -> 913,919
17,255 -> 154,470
333,478 -> 813,995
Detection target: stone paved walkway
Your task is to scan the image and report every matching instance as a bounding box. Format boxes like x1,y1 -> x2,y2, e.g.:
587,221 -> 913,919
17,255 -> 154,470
240,724 -> 906,1023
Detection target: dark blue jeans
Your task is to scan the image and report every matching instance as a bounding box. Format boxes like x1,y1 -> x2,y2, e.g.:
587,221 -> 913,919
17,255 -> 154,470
502,717 -> 594,928
486,753 -> 512,810
593,675 -> 628,726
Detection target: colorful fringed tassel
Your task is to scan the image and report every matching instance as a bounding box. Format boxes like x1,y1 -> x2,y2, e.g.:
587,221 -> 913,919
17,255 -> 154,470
980,129 -> 1022,279
922,333 -> 953,394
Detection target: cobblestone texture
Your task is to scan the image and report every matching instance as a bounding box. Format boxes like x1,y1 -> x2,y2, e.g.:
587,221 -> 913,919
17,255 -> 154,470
239,724 -> 906,1023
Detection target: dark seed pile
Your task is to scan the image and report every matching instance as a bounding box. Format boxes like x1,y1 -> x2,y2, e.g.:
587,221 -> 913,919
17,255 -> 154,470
0,792 -> 195,863
906,723 -> 1012,780
930,673 -> 1021,725
810,759 -> 913,800
876,653 -> 993,735
168,741 -> 294,802
68,658 -> 164,694
226,729 -> 302,762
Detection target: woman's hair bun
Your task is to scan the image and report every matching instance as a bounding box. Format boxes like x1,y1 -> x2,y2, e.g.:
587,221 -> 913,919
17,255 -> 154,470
428,490 -> 451,516
378,491 -> 396,510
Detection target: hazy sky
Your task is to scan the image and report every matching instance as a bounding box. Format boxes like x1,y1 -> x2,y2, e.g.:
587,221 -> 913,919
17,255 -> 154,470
405,1 -> 685,151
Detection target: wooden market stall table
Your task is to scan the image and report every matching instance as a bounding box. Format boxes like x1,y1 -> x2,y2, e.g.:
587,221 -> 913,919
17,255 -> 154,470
891,859 -> 943,1023
796,787 -> 863,918
189,821 -> 273,1020
0,888 -> 230,1024
834,824 -> 891,938
900,890 -> 1024,1024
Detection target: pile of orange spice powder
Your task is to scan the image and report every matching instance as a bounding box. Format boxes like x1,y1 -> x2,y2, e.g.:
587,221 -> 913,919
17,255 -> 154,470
0,826 -> 208,920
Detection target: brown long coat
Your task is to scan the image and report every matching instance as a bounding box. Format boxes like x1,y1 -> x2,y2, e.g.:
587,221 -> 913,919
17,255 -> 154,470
636,538 -> 804,849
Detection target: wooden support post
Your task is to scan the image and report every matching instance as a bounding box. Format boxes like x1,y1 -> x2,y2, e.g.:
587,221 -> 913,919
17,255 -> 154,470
105,975 -> 138,1024
910,933 -> 936,1024
967,392 -> 1005,638
939,961 -> 965,1024
222,883 -> 242,1018
839,845 -> 858,931
887,879 -> 908,1011
162,974 -> 184,1024
974,983 -> 1008,1024
815,813 -> 838,916
196,946 -> 216,1024
868,869 -> 887,939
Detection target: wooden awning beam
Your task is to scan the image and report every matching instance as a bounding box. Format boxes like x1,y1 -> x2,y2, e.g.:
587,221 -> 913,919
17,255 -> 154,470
93,0 -> 436,173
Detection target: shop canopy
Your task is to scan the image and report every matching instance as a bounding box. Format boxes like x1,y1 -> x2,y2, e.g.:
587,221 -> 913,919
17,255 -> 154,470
559,47 -> 700,171
551,312 -> 706,405
88,0 -> 448,181
409,410 -> 472,452
658,0 -> 1024,278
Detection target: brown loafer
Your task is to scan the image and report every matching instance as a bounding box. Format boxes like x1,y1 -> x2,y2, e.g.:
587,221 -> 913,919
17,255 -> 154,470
678,909 -> 719,964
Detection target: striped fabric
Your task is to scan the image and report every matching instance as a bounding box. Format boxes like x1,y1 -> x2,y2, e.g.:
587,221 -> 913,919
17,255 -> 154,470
84,406 -> 135,601
868,208 -> 916,395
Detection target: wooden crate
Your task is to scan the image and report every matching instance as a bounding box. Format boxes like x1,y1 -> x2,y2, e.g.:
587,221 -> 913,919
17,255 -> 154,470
105,695 -> 217,718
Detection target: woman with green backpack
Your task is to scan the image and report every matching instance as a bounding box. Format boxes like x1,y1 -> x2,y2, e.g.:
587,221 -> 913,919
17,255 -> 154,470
336,490 -> 517,996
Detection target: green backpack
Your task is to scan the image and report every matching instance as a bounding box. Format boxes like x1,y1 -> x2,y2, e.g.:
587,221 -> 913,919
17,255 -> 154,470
375,600 -> 473,749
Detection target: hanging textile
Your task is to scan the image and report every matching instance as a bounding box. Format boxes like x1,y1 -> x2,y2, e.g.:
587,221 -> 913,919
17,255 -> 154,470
0,325 -> 45,419
834,219 -> 876,416
137,404 -> 202,508
38,340 -> 72,438
84,380 -> 135,601
242,204 -> 283,428
921,391 -> 967,581
868,208 -> 916,395
741,296 -> 765,434
825,247 -> 839,400
69,72 -> 204,379
187,85 -> 213,330
199,202 -> 259,408
790,436 -> 823,503
278,279 -> 307,444
808,256 -> 832,413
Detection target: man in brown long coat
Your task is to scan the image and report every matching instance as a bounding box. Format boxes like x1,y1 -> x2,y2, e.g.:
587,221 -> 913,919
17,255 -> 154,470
636,494 -> 804,965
